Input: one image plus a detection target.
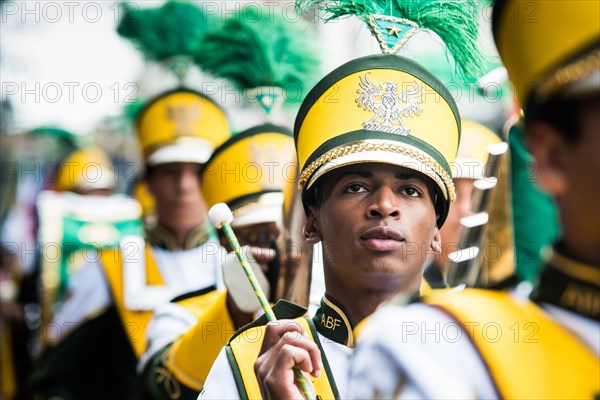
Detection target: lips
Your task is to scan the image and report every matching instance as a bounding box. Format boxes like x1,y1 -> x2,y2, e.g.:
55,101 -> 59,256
360,226 -> 405,251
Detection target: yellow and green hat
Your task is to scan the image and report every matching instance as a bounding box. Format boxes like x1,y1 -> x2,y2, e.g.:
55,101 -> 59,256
55,146 -> 115,193
136,88 -> 231,166
201,124 -> 295,228
295,55 -> 460,226
492,0 -> 599,108
294,0 -> 486,227
452,121 -> 501,180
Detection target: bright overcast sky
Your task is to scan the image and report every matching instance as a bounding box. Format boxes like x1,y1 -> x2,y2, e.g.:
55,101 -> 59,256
1,1 -> 148,134
1,1 -> 502,134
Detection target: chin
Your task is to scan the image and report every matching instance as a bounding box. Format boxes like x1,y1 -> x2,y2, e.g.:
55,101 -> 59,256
360,260 -> 420,283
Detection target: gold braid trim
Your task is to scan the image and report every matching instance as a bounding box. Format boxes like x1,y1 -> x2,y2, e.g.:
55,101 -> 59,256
538,49 -> 600,98
155,350 -> 182,399
298,141 -> 455,202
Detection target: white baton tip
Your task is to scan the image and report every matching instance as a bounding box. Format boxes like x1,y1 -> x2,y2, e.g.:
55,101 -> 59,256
208,203 -> 234,227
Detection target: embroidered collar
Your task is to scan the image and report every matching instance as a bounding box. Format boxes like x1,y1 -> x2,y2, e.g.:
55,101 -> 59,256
146,220 -> 213,251
312,294 -> 356,348
530,245 -> 600,321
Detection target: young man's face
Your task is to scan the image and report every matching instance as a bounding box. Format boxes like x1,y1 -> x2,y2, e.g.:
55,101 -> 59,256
528,96 -> 600,260
563,98 -> 600,242
146,162 -> 206,234
304,163 -> 440,295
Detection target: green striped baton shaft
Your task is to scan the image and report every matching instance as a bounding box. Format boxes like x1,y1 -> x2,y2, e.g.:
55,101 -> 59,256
209,204 -> 316,400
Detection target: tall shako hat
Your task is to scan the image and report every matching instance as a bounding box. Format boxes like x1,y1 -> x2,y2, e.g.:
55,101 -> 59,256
201,125 -> 295,228
136,88 -> 230,165
453,121 -> 502,180
56,147 -> 115,193
117,1 -> 231,165
295,0 -> 485,227
195,6 -> 320,118
196,5 -> 320,227
492,0 -> 599,110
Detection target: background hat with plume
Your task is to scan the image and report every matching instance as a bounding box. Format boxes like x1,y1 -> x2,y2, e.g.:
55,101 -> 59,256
194,6 -> 321,118
116,1 -> 232,166
116,0 -> 218,115
117,1 -> 214,84
195,6 -> 320,226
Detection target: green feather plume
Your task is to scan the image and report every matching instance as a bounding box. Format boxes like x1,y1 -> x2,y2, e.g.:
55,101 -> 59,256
297,0 -> 485,79
296,0 -> 374,20
117,1 -> 212,64
122,101 -> 145,124
195,7 -> 320,106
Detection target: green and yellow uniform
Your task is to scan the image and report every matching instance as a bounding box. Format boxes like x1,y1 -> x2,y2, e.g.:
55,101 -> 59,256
30,88 -> 230,400
139,125 -> 296,399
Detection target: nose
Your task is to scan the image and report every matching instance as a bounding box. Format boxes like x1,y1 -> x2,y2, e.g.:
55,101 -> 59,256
366,186 -> 400,219
178,168 -> 200,193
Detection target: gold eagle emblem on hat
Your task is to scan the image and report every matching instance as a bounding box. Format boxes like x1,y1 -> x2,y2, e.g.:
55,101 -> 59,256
166,103 -> 200,136
250,141 -> 294,190
356,72 -> 424,136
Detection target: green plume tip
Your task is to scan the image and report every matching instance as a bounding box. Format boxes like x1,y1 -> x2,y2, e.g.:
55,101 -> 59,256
297,0 -> 486,79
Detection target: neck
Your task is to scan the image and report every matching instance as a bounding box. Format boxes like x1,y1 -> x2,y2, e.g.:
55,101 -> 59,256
149,219 -> 208,251
173,229 -> 192,249
324,266 -> 422,326
325,286 -> 398,327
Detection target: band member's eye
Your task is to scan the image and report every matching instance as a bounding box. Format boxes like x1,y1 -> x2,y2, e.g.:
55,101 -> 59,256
346,183 -> 367,193
402,186 -> 421,197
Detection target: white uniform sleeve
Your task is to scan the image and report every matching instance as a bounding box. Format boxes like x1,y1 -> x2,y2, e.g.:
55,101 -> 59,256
49,257 -> 112,344
198,347 -> 240,400
348,303 -> 498,400
137,301 -> 198,372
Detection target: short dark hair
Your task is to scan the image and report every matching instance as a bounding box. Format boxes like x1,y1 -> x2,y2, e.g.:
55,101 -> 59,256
526,92 -> 600,146
525,95 -> 586,144
301,179 -> 324,215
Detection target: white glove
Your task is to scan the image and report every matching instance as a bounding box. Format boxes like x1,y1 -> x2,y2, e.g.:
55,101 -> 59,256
222,246 -> 271,314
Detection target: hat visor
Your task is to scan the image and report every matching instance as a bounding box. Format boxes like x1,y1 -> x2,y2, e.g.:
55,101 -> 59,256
306,140 -> 449,201
65,169 -> 115,193
231,205 -> 283,228
147,139 -> 214,166
561,69 -> 600,99
230,192 -> 284,228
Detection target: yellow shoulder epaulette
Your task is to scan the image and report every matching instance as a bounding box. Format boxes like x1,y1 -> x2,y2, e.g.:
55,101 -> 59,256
423,289 -> 599,399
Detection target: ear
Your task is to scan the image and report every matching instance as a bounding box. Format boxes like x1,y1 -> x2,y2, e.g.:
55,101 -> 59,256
302,205 -> 322,244
430,227 -> 442,254
527,122 -> 569,196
